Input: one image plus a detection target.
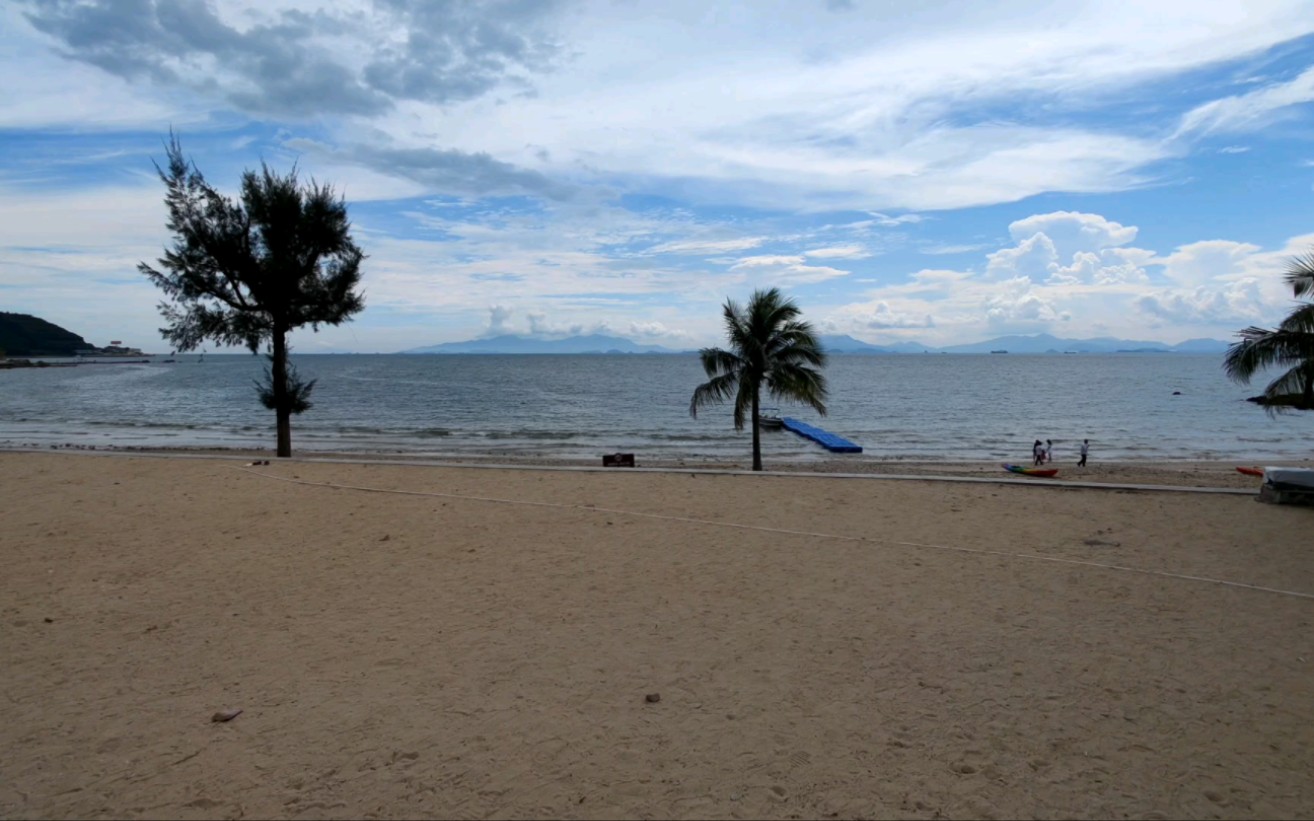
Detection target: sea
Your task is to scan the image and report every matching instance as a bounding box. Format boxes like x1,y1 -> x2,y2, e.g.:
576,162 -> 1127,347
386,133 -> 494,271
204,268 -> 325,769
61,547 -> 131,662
1,353 -> 1311,464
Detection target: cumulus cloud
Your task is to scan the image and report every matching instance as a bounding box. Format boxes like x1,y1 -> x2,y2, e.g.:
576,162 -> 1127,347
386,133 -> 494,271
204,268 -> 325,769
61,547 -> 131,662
986,232 -> 1059,281
627,320 -> 695,343
984,280 -> 1067,331
1136,280 -> 1268,324
1006,211 -> 1137,258
857,302 -> 934,330
1155,239 -> 1262,286
986,211 -> 1149,285
485,304 -> 513,335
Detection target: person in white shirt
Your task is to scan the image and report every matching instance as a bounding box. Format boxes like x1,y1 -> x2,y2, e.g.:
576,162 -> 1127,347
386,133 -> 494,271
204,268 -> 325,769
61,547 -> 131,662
1078,439 -> 1089,467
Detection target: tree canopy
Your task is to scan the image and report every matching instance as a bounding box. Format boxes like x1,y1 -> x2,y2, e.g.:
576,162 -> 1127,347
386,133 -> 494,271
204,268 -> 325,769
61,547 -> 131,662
689,288 -> 828,471
139,135 -> 365,456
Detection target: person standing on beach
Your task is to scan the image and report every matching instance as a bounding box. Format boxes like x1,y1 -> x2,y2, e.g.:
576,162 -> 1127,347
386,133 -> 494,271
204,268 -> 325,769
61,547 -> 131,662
1033,439 -> 1044,466
1078,439 -> 1089,467
1044,439 -> 1053,464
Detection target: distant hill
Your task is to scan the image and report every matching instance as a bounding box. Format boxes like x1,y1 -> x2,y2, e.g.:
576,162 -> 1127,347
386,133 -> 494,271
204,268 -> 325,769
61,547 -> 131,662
0,312 -> 94,356
1171,337 -> 1233,353
936,333 -> 1230,354
816,334 -> 897,353
401,333 -> 683,354
400,331 -> 1230,356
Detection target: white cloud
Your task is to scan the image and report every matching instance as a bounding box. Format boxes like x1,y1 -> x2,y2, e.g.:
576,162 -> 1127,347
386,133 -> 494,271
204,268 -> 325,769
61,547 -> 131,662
1155,240 -> 1262,286
1175,65 -> 1314,138
1136,281 -> 1268,324
486,305 -> 514,335
804,245 -> 871,259
732,255 -> 806,268
650,237 -> 767,255
987,232 -> 1059,281
1007,211 -> 1137,257
920,243 -> 989,255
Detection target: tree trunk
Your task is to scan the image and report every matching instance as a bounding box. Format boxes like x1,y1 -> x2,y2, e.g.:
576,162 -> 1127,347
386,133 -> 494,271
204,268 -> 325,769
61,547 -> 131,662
272,329 -> 292,458
751,391 -> 763,471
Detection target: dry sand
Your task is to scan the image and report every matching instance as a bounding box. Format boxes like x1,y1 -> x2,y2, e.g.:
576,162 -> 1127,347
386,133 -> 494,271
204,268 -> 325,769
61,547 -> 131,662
2,450 -> 1312,820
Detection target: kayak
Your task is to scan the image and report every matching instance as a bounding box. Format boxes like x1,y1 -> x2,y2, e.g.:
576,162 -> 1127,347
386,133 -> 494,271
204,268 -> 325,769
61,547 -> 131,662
1236,466 -> 1264,477
1003,463 -> 1059,478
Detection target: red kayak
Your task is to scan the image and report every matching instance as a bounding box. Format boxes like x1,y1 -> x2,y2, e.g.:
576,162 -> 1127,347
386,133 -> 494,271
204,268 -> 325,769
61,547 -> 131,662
1236,466 -> 1264,477
1003,463 -> 1059,478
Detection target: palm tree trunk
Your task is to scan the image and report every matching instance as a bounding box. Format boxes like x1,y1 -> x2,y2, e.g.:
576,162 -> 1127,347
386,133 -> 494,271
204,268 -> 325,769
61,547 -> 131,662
751,392 -> 762,471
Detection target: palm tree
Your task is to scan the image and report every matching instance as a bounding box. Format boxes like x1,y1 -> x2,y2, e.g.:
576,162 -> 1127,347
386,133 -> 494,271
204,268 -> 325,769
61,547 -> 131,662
1223,249 -> 1314,412
689,288 -> 828,471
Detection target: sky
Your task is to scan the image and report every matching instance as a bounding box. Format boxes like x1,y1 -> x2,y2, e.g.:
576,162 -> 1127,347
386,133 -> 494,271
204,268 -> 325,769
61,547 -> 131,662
2,0 -> 1314,354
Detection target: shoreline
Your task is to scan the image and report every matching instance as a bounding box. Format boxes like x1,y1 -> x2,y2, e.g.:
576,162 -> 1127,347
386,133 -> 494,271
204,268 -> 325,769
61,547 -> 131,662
5,442 -> 1306,488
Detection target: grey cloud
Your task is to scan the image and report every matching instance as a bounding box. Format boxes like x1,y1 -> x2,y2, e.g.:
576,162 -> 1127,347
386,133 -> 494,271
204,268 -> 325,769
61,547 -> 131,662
290,139 -> 574,200
22,0 -> 564,118
363,1 -> 561,105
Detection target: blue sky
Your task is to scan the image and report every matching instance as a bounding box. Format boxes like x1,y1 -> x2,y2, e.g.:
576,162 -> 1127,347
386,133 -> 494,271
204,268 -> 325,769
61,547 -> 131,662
2,0 -> 1313,354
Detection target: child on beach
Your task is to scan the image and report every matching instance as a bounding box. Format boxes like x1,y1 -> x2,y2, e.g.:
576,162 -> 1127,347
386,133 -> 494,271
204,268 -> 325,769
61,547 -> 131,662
1044,439 -> 1053,464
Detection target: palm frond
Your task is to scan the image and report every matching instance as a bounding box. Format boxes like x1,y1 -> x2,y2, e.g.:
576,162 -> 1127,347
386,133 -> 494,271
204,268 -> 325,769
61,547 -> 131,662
698,346 -> 743,379
765,361 -> 829,414
1223,327 -> 1304,383
1277,300 -> 1314,334
689,371 -> 740,417
1286,249 -> 1314,299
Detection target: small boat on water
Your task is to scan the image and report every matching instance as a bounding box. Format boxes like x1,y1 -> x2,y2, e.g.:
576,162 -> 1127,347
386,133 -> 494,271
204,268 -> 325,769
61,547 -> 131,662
757,408 -> 784,430
1003,463 -> 1059,478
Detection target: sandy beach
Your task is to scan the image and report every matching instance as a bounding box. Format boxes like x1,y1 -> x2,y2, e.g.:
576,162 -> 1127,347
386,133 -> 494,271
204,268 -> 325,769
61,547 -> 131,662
3,450 -> 1312,820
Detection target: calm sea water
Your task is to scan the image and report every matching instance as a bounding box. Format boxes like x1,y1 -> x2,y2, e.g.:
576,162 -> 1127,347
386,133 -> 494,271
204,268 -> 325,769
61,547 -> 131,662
1,353 -> 1311,463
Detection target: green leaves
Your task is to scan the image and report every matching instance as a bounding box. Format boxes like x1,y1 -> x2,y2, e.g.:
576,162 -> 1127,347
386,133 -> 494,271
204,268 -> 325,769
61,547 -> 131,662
255,355 -> 316,415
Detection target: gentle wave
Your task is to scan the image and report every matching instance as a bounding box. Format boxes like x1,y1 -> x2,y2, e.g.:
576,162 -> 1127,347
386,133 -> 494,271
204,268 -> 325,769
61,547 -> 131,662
3,353 -> 1312,462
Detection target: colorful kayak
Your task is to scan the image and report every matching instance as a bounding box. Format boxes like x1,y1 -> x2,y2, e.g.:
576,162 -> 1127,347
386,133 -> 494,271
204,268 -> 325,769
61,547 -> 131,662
1236,466 -> 1265,477
1003,463 -> 1059,478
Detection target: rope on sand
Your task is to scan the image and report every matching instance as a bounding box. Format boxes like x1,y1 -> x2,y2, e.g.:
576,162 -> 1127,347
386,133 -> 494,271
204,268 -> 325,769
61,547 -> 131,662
234,467 -> 1314,603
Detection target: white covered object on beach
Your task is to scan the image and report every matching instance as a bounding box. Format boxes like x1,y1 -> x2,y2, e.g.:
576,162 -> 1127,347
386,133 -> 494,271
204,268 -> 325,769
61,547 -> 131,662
1263,467 -> 1314,490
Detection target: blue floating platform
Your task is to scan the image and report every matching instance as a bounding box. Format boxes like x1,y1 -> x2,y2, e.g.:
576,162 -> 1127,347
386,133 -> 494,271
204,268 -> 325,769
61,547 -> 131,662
781,418 -> 863,453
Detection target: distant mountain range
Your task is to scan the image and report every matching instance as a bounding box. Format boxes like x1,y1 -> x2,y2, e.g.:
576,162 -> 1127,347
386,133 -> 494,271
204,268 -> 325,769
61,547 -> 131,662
401,332 -> 1231,355
402,333 -> 678,354
821,333 -> 1231,354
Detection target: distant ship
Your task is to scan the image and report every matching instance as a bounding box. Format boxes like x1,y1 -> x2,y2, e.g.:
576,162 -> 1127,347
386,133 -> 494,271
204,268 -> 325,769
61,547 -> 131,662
990,349 -> 1008,354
